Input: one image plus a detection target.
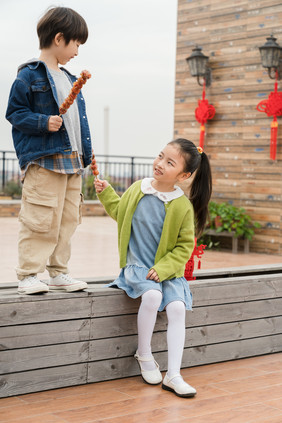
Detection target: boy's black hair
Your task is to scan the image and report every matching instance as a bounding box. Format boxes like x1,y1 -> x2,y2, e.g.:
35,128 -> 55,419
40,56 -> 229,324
169,138 -> 212,237
37,7 -> 88,49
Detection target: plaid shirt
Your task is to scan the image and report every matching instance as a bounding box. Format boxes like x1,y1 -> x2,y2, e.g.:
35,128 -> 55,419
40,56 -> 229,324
21,152 -> 84,182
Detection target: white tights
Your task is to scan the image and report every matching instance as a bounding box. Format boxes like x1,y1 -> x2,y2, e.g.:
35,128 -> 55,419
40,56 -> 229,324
137,289 -> 186,379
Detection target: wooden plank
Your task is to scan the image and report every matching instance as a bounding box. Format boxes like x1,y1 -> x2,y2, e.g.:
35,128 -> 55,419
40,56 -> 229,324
0,297 -> 92,326
192,274 -> 282,306
87,334 -> 282,382
0,364 -> 87,398
0,319 -> 90,350
0,341 -> 89,374
91,293 -> 140,317
189,298 -> 282,327
180,335 -> 282,368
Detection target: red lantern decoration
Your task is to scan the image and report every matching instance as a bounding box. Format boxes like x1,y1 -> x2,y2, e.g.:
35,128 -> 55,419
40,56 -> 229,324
195,80 -> 216,149
256,72 -> 282,160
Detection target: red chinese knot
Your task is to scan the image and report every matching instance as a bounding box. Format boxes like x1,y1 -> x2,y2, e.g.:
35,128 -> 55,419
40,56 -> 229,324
256,74 -> 282,160
195,80 -> 216,149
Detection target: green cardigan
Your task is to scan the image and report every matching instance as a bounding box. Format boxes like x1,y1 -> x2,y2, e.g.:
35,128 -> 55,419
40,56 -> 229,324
97,180 -> 195,282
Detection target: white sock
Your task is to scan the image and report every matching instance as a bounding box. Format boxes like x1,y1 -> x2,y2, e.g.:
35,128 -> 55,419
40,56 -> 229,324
166,301 -> 186,385
137,290 -> 162,371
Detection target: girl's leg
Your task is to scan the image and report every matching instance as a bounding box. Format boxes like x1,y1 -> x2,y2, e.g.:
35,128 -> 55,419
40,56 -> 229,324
166,300 -> 186,383
163,300 -> 197,396
137,289 -> 162,371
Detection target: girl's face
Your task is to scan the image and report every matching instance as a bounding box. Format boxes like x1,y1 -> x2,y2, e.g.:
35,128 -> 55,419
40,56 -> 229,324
153,144 -> 190,186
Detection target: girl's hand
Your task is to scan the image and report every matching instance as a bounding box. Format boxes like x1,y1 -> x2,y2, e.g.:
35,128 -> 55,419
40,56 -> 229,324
146,268 -> 160,282
48,115 -> 63,132
94,177 -> 109,193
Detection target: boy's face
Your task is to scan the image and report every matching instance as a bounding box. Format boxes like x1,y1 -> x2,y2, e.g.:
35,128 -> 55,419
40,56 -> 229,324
57,37 -> 81,65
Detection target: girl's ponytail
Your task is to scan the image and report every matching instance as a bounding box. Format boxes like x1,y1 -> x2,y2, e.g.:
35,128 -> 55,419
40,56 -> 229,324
169,138 -> 212,237
189,151 -> 212,237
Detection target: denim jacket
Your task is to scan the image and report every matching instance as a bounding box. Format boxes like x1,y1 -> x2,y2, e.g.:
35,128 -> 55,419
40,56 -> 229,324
5,60 -> 92,168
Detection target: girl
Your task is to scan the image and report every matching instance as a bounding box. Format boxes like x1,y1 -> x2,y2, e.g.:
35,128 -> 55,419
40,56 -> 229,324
93,138 -> 212,398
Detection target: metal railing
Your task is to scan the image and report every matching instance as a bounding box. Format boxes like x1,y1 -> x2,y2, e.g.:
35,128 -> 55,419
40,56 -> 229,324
0,150 -> 154,197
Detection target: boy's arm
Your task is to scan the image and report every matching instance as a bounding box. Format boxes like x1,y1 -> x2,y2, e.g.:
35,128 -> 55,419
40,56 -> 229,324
6,78 -> 54,134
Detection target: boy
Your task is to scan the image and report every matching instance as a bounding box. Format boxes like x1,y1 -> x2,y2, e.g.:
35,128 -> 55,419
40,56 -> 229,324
6,7 -> 92,294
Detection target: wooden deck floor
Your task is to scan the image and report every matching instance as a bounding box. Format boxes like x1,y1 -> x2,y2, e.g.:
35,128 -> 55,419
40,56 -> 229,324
0,352 -> 281,423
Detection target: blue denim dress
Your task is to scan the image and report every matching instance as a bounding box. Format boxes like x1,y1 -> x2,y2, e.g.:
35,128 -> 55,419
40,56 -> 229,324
107,194 -> 193,311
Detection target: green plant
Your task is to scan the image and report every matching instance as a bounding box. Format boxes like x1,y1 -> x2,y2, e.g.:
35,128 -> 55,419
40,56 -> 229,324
82,174 -> 97,200
207,201 -> 261,240
3,179 -> 22,198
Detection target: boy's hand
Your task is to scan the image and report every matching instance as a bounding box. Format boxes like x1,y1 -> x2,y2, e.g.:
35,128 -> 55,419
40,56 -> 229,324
146,268 -> 160,282
94,178 -> 109,193
48,115 -> 63,132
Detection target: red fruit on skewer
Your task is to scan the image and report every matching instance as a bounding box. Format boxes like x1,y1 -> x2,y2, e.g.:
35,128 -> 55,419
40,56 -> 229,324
59,70 -> 91,115
91,153 -> 99,176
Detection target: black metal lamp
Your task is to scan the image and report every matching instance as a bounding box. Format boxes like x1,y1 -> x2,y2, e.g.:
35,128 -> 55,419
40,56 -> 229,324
259,35 -> 282,80
186,45 -> 211,87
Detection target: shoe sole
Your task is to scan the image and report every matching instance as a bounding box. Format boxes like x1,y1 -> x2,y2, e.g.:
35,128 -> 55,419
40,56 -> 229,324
48,284 -> 88,292
18,287 -> 49,295
162,383 -> 196,398
141,374 -> 162,385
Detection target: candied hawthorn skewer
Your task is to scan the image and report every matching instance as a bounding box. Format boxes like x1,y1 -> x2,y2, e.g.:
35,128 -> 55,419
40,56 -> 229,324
91,152 -> 100,178
59,70 -> 91,115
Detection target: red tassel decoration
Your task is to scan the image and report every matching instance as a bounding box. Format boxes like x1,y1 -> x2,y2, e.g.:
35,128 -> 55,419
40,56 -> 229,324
199,125 -> 205,149
256,72 -> 282,160
195,80 -> 215,150
270,118 -> 278,160
184,238 -> 206,281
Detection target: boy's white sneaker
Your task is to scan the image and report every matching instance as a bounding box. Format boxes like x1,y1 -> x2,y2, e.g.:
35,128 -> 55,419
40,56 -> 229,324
18,275 -> 49,295
48,274 -> 88,292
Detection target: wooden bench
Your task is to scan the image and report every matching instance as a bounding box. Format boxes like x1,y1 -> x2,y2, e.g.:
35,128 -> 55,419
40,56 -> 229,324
1,264 -> 282,398
205,229 -> 250,253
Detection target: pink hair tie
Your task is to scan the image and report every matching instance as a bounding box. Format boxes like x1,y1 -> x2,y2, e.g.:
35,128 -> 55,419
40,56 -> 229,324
197,146 -> 203,154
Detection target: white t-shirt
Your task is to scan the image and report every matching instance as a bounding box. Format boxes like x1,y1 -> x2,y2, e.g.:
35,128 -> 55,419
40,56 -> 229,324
49,68 -> 82,154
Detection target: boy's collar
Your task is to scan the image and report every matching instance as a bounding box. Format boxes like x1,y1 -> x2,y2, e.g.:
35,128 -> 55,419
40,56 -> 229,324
17,59 -> 73,77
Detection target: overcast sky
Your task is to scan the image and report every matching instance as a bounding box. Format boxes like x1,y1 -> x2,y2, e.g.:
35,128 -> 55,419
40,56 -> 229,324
0,0 -> 178,158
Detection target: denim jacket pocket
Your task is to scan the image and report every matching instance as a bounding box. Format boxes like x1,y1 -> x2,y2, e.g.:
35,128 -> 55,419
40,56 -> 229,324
19,187 -> 58,233
31,81 -> 53,110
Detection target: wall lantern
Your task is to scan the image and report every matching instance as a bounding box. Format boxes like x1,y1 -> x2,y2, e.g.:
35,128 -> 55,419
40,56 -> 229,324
185,46 -> 215,149
257,35 -> 282,160
186,45 -> 211,86
259,34 -> 282,80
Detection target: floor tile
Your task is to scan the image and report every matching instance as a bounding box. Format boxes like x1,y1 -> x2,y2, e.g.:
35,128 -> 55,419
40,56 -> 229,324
54,393 -> 186,423
0,391 -> 131,422
177,403 -> 282,423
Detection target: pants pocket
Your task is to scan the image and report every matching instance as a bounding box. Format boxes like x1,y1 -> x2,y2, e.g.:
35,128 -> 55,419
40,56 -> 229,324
79,193 -> 84,224
19,187 -> 58,233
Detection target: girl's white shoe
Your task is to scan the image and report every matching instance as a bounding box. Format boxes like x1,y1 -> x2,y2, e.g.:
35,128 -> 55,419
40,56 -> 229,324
162,373 -> 197,397
134,351 -> 163,385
